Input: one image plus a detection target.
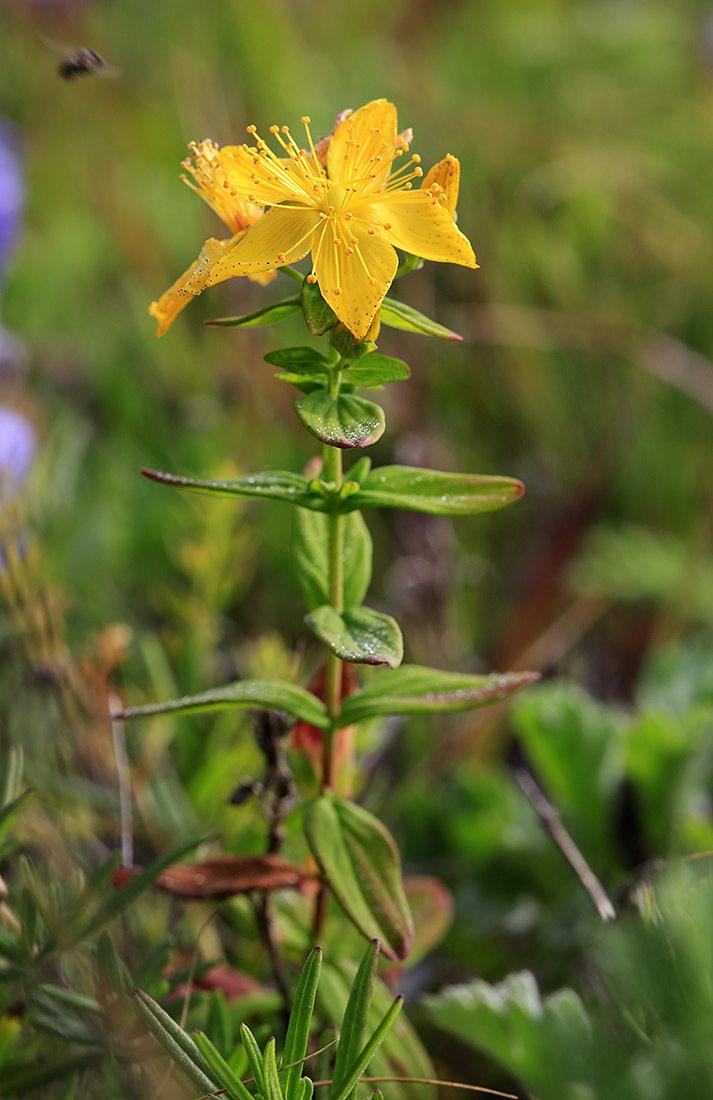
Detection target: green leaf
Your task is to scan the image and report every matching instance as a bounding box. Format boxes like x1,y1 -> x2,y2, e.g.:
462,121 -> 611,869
206,990 -> 232,1058
78,835 -> 207,940
337,665 -> 540,725
133,989 -> 219,1094
331,940 -> 379,1100
205,296 -> 302,327
264,347 -> 332,374
193,1031 -> 255,1100
38,983 -> 103,1015
380,297 -> 463,340
340,355 -> 410,390
264,1037 -> 284,1100
305,606 -> 403,669
295,392 -> 385,449
95,929 -> 133,999
0,1052 -> 102,1095
301,278 -> 339,335
142,468 -> 328,512
330,997 -> 403,1100
349,466 -> 524,516
303,795 -> 413,960
282,946 -> 322,1100
240,1023 -> 267,1097
120,678 -> 330,729
0,788 -> 35,845
346,457 -> 372,486
293,509 -> 373,611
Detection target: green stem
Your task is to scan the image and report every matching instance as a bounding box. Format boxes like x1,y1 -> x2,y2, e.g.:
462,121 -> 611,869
278,264 -> 305,283
322,361 -> 344,787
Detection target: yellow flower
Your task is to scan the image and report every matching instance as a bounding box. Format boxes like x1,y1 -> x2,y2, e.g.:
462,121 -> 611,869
199,99 -> 477,341
149,140 -> 274,336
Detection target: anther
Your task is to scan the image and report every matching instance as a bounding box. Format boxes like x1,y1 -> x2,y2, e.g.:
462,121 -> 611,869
277,253 -> 286,263
333,287 -> 342,295
301,116 -> 311,124
307,274 -> 318,283
369,278 -> 377,286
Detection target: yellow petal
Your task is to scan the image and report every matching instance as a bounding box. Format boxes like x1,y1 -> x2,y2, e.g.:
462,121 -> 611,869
328,99 -> 397,193
149,233 -> 245,336
314,217 -> 398,342
421,154 -> 460,219
220,144 -> 311,207
206,206 -> 320,284
371,191 -> 476,268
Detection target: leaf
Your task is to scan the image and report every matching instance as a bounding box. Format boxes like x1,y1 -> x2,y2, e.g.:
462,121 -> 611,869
142,468 -> 327,512
0,1052 -> 102,1095
301,278 -> 339,335
0,788 -> 35,844
303,795 -> 413,960
293,508 -> 373,611
338,665 -> 540,725
305,606 -> 403,669
380,297 -> 463,340
133,989 -> 219,1094
78,835 -> 207,940
350,466 -> 524,516
331,940 -> 379,1100
192,1032 -> 254,1100
204,295 -> 302,327
152,854 -> 317,899
330,997 -> 404,1100
264,346 -> 332,374
264,1037 -> 284,1100
119,678 -> 330,730
240,1024 -> 267,1097
294,392 -> 385,449
282,947 -> 322,1100
341,355 -> 410,390
402,876 -> 454,966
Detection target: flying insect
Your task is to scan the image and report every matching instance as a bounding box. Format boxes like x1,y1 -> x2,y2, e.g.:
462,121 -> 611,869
39,35 -> 121,80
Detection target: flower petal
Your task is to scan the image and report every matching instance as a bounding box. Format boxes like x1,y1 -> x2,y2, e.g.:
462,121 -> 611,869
371,191 -> 476,267
206,205 -> 320,284
314,217 -> 398,342
220,144 -> 312,207
149,234 -> 245,336
328,99 -> 397,193
421,155 -> 460,219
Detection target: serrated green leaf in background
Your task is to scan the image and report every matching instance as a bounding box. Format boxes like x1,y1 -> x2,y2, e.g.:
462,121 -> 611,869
120,678 -> 330,729
294,392 -> 385,449
293,509 -> 373,611
303,794 -> 413,960
204,296 -> 302,327
380,297 -> 463,340
337,665 -> 539,725
340,355 -> 410,390
305,606 -> 403,669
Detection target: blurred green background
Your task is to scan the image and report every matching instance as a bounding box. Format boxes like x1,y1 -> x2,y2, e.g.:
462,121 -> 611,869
4,0 -> 713,1093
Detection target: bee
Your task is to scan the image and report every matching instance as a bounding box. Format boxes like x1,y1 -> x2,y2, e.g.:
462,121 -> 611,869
39,35 -> 121,81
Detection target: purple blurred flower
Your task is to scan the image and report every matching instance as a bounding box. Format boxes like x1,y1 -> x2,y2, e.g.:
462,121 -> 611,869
0,121 -> 24,286
0,407 -> 35,500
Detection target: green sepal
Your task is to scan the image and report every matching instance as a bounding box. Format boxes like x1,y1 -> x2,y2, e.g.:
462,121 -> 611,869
132,989 -> 218,1094
301,278 -> 339,335
282,947 -> 322,1100
192,1031 -> 254,1100
352,465 -> 524,515
303,795 -> 414,961
120,678 -> 330,729
337,665 -> 540,725
395,252 -> 425,278
305,605 -> 403,669
381,296 -> 463,340
331,940 -> 379,1100
346,457 -> 372,485
205,295 -> 302,328
293,509 -> 372,611
330,323 -> 376,361
294,392 -> 385,449
341,355 -> 410,389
